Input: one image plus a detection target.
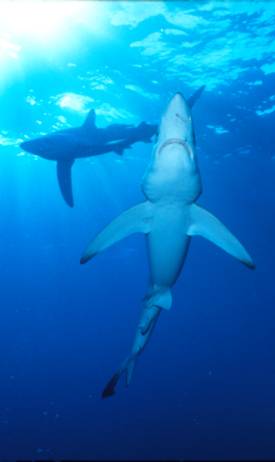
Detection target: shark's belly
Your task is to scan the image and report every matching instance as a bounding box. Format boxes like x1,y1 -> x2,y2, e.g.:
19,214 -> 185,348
147,203 -> 190,288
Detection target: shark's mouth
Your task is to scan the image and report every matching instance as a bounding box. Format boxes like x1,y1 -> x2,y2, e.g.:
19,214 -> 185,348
158,138 -> 192,157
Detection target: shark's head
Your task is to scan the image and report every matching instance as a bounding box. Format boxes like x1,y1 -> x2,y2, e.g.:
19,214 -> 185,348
20,138 -> 46,156
154,92 -> 197,173
142,90 -> 202,203
20,132 -> 74,160
157,92 -> 194,155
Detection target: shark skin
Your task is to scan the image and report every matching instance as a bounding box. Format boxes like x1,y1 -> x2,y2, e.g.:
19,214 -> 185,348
80,87 -> 255,398
20,109 -> 157,207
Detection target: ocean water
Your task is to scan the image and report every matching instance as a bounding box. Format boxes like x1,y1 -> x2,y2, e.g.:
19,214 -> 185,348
0,0 -> 274,459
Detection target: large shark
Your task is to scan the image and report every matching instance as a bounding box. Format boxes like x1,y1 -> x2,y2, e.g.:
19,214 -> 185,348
80,87 -> 255,398
20,110 -> 157,207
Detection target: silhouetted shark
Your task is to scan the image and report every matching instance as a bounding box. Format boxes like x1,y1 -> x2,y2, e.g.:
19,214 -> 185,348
20,109 -> 157,207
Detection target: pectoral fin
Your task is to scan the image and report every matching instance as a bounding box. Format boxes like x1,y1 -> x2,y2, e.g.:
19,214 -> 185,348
56,159 -> 75,207
80,201 -> 153,264
188,204 -> 255,269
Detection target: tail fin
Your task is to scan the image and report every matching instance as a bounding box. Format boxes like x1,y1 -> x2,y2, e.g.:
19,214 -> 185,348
101,304 -> 162,399
125,357 -> 136,386
102,355 -> 137,399
187,85 -> 205,108
56,159 -> 75,207
102,372 -> 120,398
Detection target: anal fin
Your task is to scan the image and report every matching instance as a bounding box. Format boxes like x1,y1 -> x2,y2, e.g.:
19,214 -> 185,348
145,287 -> 172,311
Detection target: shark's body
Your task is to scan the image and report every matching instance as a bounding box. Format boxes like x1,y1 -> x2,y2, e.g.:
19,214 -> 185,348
20,110 -> 157,207
80,87 -> 255,398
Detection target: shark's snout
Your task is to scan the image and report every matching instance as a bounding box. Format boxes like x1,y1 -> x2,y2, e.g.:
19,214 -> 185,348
20,141 -> 29,150
20,139 -> 41,154
165,92 -> 189,122
20,140 -> 36,154
20,138 -> 51,156
158,92 -> 190,143
171,92 -> 185,105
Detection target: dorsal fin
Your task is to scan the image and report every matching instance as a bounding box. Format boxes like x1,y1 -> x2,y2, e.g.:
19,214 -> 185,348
82,109 -> 96,131
187,85 -> 205,108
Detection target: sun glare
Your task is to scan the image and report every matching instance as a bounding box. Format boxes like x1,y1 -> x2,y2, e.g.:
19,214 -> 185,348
0,1 -> 104,45
0,1 -> 107,91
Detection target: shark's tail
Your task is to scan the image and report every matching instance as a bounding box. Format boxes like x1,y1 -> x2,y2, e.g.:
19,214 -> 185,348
102,354 -> 137,399
101,301 -> 163,399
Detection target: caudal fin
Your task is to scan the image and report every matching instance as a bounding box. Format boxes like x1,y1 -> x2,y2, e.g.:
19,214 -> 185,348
101,304 -> 162,399
56,159 -> 75,207
102,356 -> 137,399
102,372 -> 120,398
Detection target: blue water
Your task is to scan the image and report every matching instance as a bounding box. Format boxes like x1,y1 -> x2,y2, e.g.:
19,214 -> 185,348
0,1 -> 275,459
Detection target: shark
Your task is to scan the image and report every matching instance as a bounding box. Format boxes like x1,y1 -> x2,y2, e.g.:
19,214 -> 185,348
20,110 -> 157,207
80,86 -> 255,398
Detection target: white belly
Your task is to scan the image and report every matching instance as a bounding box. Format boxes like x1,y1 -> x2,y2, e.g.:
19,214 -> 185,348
147,203 -> 190,288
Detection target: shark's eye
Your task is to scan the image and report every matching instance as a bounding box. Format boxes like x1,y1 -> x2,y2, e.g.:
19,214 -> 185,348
176,113 -> 186,123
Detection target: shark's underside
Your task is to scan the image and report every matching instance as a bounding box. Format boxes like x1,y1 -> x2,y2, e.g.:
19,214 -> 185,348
80,86 -> 255,398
